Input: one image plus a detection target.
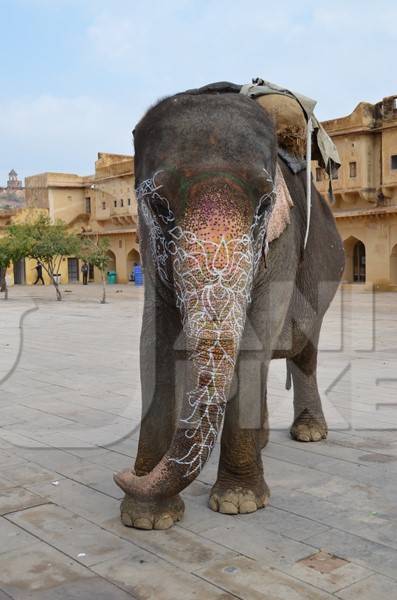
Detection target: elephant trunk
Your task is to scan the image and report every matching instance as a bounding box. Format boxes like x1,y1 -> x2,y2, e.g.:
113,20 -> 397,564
114,296 -> 246,500
114,179 -> 256,500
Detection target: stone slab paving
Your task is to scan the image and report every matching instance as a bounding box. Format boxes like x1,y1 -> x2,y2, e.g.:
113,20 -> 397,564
1,284 -> 397,598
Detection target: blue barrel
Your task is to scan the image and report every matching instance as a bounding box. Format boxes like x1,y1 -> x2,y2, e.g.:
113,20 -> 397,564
134,265 -> 143,286
107,271 -> 117,284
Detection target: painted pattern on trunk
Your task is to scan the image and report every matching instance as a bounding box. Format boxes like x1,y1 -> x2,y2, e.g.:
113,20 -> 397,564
137,170 -> 275,477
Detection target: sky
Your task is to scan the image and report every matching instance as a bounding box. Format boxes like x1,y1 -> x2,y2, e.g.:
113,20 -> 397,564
0,0 -> 395,184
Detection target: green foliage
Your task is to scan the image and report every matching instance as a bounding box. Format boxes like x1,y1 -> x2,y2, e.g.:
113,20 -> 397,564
8,214 -> 80,265
79,235 -> 110,272
0,232 -> 27,268
79,235 -> 111,304
8,215 -> 81,272
0,236 -> 13,269
7,214 -> 82,300
0,231 -> 29,299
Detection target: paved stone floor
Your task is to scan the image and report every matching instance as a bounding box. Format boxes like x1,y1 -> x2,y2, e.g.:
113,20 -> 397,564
1,283 -> 397,598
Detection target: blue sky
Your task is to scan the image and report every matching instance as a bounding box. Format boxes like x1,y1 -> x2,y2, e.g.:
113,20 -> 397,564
1,0 -> 395,184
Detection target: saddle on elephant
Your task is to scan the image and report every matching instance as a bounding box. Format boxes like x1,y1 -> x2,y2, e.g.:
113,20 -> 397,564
255,93 -> 308,159
240,78 -> 341,176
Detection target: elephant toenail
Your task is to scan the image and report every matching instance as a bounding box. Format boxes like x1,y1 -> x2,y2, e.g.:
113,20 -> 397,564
239,500 -> 257,514
121,512 -> 133,527
154,515 -> 174,530
219,501 -> 238,515
133,517 -> 153,530
209,496 -> 219,512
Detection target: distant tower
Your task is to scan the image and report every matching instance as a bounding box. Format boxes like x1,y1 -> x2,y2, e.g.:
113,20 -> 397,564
7,169 -> 22,189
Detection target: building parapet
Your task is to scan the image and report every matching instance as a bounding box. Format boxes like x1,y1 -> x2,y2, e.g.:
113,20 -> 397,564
25,172 -> 93,189
322,95 -> 397,136
95,152 -> 134,181
334,205 -> 397,219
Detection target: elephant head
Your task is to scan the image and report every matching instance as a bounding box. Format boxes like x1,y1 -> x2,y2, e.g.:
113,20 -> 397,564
114,92 -> 285,500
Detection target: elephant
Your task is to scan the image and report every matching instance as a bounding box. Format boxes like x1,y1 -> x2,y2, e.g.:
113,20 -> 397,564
114,83 -> 345,530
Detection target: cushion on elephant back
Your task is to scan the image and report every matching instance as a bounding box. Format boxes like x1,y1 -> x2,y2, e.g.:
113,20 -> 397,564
255,94 -> 307,160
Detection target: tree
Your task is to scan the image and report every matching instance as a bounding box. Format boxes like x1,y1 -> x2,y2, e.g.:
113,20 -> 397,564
79,235 -> 111,303
0,234 -> 28,300
8,215 -> 81,301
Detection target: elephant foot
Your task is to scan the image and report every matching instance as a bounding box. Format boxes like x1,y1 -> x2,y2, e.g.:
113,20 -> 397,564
120,494 -> 185,530
290,408 -> 328,442
209,479 -> 270,515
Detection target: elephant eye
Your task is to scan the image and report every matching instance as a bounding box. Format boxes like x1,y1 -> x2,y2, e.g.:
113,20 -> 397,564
149,193 -> 174,224
250,171 -> 274,209
256,192 -> 273,218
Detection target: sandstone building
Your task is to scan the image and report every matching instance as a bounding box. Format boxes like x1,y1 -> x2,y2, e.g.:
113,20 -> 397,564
2,93 -> 397,289
6,153 -> 140,285
314,94 -> 397,289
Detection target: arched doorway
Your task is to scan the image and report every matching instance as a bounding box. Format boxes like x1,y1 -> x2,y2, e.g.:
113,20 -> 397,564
107,250 -> 116,273
390,244 -> 397,284
353,241 -> 366,282
127,249 -> 140,280
343,237 -> 366,283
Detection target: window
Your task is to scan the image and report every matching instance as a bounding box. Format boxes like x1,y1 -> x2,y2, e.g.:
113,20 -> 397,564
331,165 -> 339,180
127,198 -> 131,206
85,197 -> 91,213
119,239 -> 123,248
114,200 -> 117,207
391,155 -> 397,170
102,201 -> 106,210
394,98 -> 397,110
316,168 -> 323,182
120,199 -> 124,207
349,162 -> 357,178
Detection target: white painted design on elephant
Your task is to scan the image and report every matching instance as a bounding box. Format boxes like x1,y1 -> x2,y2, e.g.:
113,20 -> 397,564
137,173 -> 175,285
136,170 -> 275,477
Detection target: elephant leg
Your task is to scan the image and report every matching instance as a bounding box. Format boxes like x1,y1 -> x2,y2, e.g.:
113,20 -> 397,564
120,290 -> 185,530
289,330 -> 328,442
209,360 -> 270,515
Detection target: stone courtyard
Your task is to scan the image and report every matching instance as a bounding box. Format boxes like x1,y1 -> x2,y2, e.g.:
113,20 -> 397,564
1,283 -> 397,599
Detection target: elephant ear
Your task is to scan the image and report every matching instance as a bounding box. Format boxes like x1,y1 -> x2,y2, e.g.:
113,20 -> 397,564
267,163 -> 294,244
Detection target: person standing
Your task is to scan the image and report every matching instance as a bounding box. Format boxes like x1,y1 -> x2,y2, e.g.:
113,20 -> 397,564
33,262 -> 45,285
81,261 -> 89,285
0,266 -> 6,292
130,263 -> 137,282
